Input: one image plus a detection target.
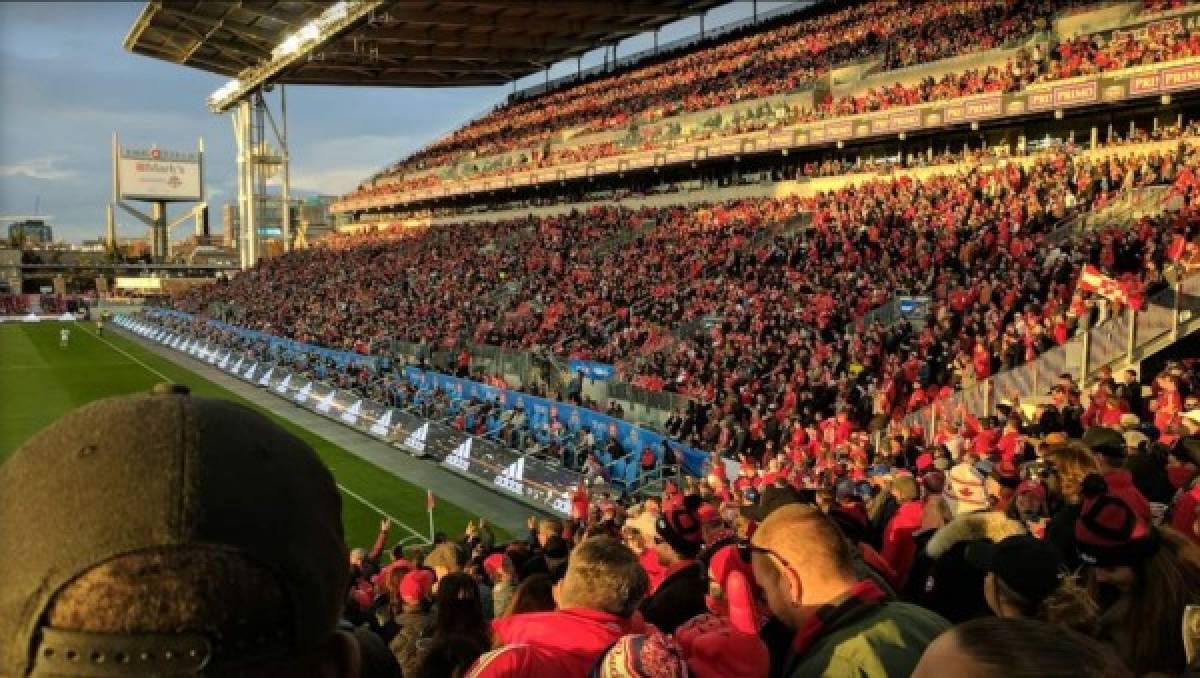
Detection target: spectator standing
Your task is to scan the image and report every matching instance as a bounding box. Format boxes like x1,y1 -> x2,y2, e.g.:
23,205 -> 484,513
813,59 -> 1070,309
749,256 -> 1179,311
479,537 -> 650,676
910,463 -> 1027,623
639,497 -> 711,633
484,553 -> 517,619
749,503 -> 950,677
389,569 -> 435,676
1076,473 -> 1200,675
963,534 -> 1098,634
416,572 -> 489,676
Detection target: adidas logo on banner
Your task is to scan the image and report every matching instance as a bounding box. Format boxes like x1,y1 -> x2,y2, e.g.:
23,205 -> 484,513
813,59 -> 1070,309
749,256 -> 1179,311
294,382 -> 312,403
315,390 -> 335,414
444,438 -> 472,472
368,410 -> 393,438
274,374 -> 292,394
403,423 -> 429,454
493,457 -> 525,494
242,362 -> 257,379
257,368 -> 274,386
340,400 -> 362,425
551,493 -> 572,515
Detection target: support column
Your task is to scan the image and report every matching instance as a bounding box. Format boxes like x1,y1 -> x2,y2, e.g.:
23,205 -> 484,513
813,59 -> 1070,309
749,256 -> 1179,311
232,98 -> 259,269
281,85 -> 292,252
1126,304 -> 1138,363
152,201 -> 167,262
105,203 -> 116,252
197,137 -> 209,237
1172,279 -> 1184,342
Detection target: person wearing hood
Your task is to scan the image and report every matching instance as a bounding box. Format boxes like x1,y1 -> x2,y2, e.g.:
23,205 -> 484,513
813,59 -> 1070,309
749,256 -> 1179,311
909,462 -> 1028,624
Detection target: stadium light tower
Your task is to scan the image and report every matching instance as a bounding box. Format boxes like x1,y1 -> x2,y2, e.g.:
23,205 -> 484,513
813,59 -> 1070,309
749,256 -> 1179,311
209,0 -> 382,269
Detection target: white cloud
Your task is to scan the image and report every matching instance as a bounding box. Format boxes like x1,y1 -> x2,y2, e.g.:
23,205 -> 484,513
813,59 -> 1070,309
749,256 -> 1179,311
0,154 -> 78,181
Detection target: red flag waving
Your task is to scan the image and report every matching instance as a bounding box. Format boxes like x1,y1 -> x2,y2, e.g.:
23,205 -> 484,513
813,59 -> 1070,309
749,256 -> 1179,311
1078,265 -> 1144,310
1167,235 -> 1187,262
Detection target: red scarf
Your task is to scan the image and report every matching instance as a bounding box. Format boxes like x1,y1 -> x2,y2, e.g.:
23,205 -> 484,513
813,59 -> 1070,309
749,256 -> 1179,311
791,579 -> 889,654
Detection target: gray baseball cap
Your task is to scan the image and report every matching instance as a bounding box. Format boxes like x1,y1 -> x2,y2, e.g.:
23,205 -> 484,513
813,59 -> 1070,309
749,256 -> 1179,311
0,384 -> 348,676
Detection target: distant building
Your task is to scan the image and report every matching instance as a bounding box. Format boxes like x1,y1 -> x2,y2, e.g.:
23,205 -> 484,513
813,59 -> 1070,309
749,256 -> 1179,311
222,195 -> 336,249
8,219 -> 53,247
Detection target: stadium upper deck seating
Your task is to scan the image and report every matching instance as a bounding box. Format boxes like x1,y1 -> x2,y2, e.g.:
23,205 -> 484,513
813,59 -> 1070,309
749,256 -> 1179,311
339,0 -> 1200,210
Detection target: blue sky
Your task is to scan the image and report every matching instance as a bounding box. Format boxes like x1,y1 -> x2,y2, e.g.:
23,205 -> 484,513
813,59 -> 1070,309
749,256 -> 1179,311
0,1 -> 792,242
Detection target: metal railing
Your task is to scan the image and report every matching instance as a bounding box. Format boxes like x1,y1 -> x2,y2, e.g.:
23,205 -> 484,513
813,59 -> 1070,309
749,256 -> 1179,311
901,273 -> 1200,433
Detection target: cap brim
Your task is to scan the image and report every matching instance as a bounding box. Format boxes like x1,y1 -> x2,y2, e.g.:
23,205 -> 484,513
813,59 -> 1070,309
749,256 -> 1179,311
964,540 -> 999,572
740,503 -> 767,522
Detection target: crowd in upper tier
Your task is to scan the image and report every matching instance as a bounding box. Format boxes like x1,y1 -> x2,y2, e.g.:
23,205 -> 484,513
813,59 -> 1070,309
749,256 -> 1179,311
341,0 -> 1200,206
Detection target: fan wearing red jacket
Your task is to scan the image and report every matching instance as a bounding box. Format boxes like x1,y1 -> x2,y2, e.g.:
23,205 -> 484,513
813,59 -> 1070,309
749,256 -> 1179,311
476,537 -> 651,677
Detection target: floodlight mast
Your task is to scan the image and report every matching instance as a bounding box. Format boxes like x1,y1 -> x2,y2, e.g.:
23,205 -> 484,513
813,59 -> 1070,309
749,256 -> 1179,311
230,87 -> 292,269
215,1 -> 376,268
206,0 -> 382,113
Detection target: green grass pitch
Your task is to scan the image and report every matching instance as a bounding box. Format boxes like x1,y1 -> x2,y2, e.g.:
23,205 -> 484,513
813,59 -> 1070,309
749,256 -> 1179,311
0,320 -> 508,550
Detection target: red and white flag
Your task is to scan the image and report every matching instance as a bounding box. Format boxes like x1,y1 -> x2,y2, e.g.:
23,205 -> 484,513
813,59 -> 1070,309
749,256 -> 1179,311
1077,265 -> 1144,311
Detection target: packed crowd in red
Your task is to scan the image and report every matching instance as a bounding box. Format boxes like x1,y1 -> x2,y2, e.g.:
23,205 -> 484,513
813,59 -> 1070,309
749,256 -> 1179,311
178,140 -> 1200,455
354,0 -> 1063,187
341,1 -> 1200,207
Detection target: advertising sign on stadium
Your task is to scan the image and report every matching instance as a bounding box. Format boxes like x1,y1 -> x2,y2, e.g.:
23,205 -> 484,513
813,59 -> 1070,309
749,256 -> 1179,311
944,95 -> 1004,123
1129,72 -> 1163,95
1053,80 -> 1098,107
117,147 -> 202,202
1160,63 -> 1200,91
822,120 -> 854,141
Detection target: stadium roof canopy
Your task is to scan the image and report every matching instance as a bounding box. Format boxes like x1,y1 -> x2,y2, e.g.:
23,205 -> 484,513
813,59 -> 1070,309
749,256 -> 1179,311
125,1 -> 725,111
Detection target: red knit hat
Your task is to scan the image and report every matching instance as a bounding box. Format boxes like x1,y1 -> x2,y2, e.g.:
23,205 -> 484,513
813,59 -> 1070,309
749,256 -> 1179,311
399,568 -> 435,604
657,496 -> 705,558
1074,474 -> 1159,567
594,631 -> 687,678
482,553 -> 508,579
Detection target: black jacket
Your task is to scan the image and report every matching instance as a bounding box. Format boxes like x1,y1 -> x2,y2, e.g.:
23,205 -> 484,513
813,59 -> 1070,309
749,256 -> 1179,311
640,561 -> 707,634
908,511 -> 1026,624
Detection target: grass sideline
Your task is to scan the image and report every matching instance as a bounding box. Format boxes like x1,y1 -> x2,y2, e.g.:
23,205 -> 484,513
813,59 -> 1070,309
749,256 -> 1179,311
0,321 -> 509,549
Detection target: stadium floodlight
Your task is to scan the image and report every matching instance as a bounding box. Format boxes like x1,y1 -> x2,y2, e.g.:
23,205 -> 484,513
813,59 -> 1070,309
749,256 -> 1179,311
206,0 -> 383,113
207,79 -> 242,106
322,1 -> 350,24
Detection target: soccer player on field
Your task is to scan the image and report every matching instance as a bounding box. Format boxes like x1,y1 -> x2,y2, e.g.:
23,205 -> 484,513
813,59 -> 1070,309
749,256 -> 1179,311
59,326 -> 70,349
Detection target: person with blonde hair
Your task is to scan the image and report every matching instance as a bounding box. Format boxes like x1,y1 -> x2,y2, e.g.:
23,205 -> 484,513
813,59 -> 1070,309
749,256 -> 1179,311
965,534 -> 1098,635
1075,473 -> 1200,675
1042,442 -> 1101,569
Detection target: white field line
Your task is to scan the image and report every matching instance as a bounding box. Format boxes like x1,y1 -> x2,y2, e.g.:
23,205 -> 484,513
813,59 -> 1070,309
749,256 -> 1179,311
97,322 -> 431,545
